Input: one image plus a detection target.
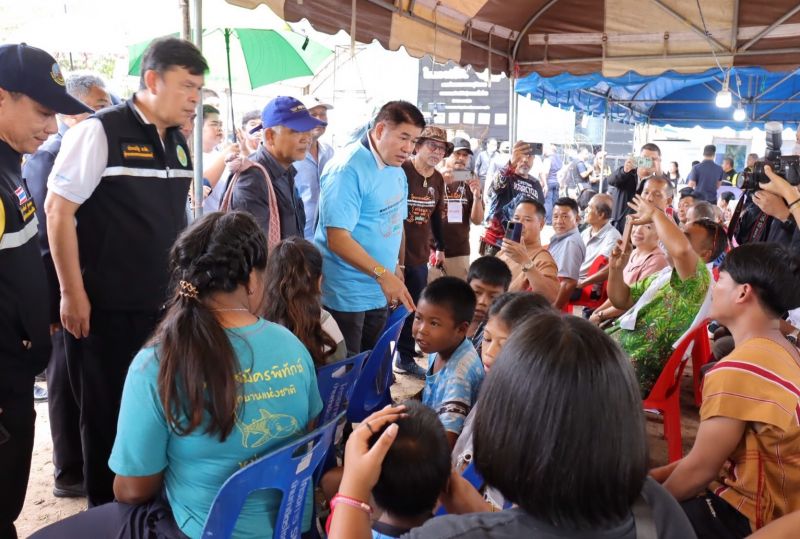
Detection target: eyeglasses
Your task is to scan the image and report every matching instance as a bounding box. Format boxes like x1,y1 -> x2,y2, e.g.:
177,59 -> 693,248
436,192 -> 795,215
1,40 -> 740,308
423,140 -> 448,154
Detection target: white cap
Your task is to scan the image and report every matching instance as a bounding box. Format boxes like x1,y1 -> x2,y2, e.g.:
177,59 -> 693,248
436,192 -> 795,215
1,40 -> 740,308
298,95 -> 333,111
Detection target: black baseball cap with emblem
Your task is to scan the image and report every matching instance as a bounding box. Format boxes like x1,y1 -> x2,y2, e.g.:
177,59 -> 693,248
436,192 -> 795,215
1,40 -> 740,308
0,43 -> 92,115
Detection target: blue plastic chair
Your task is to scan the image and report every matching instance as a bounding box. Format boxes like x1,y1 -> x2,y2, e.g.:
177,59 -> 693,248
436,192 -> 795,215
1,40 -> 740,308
346,306 -> 411,423
316,351 -> 369,424
435,461 -> 511,516
201,412 -> 344,539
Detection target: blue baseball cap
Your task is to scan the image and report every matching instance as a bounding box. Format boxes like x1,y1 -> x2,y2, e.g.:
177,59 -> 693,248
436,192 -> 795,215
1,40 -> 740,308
0,44 -> 92,115
249,96 -> 326,134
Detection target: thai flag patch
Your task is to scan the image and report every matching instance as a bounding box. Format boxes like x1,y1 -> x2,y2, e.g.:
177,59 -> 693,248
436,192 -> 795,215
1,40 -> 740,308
15,186 -> 28,205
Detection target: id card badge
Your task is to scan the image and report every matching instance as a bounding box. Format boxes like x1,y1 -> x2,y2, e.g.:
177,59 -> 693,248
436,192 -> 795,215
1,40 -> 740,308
447,200 -> 463,223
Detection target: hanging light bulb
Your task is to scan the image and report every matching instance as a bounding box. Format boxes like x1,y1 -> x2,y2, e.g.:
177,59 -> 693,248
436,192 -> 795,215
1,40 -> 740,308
733,106 -> 746,122
716,71 -> 732,108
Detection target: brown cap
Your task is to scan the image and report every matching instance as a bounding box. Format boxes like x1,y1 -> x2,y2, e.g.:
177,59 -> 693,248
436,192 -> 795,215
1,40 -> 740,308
416,126 -> 454,157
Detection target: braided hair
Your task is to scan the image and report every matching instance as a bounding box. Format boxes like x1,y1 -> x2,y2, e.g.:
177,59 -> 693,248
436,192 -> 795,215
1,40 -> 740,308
153,211 -> 268,440
263,237 -> 336,367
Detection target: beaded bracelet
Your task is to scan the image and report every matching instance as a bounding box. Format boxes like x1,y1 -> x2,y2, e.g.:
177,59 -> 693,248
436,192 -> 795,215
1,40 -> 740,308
330,494 -> 373,516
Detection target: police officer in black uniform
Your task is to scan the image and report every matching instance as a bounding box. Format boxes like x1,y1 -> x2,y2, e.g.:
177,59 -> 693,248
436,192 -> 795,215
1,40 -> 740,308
0,43 -> 92,539
45,37 -> 207,508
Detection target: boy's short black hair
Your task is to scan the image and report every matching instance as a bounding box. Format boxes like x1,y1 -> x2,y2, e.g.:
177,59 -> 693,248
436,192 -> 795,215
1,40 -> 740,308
420,276 -> 476,325
554,197 -> 579,216
688,218 -> 728,261
719,191 -> 736,203
488,292 -> 553,326
370,401 -> 450,518
467,256 -> 512,291
720,242 -> 800,316
202,104 -> 219,120
516,197 -> 547,220
139,37 -> 208,90
680,188 -> 698,200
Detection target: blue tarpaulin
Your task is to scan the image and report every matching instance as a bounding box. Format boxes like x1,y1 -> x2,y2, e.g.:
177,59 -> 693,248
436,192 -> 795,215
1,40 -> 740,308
515,67 -> 800,129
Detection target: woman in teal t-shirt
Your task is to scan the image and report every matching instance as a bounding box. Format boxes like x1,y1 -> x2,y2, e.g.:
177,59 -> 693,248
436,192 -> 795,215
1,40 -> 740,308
32,211 -> 323,539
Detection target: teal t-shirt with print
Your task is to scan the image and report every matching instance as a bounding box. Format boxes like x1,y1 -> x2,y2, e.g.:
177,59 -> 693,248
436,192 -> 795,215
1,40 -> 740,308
109,319 -> 323,538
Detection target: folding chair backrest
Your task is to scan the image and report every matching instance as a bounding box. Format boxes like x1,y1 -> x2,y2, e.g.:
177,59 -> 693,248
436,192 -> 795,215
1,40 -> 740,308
646,320 -> 709,402
347,306 -> 411,423
201,412 -> 344,539
316,352 -> 369,424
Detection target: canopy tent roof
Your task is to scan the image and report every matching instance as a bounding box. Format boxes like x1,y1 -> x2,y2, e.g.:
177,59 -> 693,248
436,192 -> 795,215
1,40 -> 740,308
515,67 -> 800,129
226,0 -> 800,78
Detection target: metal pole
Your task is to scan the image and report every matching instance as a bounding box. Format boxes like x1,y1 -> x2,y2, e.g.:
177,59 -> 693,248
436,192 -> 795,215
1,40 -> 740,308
225,29 -> 236,142
508,75 -> 517,143
600,104 -> 608,194
192,0 -> 203,221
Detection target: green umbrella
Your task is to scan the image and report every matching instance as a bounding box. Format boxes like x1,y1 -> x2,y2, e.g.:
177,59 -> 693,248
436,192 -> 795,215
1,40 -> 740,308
128,28 -> 333,89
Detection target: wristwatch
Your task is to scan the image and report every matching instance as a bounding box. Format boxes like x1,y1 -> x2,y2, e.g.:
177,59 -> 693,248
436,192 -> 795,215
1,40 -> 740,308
521,261 -> 534,272
372,265 -> 387,280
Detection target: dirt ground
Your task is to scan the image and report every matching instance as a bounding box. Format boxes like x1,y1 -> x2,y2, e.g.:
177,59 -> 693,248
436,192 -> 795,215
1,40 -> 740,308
16,358 -> 699,537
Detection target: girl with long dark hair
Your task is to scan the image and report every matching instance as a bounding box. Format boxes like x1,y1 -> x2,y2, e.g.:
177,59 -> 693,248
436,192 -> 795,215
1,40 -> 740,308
32,212 -> 323,538
264,237 -> 346,366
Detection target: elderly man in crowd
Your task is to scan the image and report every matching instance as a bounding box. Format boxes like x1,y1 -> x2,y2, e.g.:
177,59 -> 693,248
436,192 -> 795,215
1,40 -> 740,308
574,193 -> 621,297
224,96 -> 324,245
430,137 -> 484,281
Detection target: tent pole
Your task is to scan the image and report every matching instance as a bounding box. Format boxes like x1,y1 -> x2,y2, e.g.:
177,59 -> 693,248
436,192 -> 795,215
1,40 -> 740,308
508,76 -> 517,143
600,102 -> 608,194
225,28 -> 235,142
192,0 -> 203,221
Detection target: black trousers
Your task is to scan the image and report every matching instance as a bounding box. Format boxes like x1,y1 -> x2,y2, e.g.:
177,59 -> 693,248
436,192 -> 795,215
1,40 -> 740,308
681,491 -> 752,539
29,492 -> 187,539
0,368 -> 35,539
46,328 -> 83,486
64,309 -> 160,507
396,263 -> 428,366
326,306 -> 388,357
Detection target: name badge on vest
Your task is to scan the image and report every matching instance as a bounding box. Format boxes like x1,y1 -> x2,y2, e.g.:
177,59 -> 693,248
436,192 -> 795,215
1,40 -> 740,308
14,185 -> 35,222
121,143 -> 155,160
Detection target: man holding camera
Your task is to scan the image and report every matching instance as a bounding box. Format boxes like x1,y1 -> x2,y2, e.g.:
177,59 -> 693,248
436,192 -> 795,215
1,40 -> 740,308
608,143 -> 664,234
481,141 -> 544,255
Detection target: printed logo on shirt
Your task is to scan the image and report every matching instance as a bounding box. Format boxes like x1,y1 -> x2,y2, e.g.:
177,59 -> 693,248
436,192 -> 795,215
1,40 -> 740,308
14,186 -> 35,222
176,145 -> 188,167
406,188 -> 437,225
121,143 -> 155,160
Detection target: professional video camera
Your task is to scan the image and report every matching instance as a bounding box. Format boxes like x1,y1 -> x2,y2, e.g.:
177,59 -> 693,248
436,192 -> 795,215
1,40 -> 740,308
740,121 -> 800,190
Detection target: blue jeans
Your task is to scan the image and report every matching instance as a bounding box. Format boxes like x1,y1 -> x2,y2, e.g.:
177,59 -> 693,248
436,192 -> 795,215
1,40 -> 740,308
545,184 -> 559,224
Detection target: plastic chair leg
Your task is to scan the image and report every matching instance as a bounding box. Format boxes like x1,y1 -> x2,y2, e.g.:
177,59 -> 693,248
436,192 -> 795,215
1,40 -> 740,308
665,404 -> 683,463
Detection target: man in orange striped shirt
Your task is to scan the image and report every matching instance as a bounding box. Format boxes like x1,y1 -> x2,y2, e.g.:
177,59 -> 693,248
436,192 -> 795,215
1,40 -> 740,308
652,243 -> 800,537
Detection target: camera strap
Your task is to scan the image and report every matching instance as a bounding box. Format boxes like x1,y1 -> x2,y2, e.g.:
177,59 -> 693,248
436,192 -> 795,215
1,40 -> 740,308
729,195 -> 770,244
728,196 -> 747,242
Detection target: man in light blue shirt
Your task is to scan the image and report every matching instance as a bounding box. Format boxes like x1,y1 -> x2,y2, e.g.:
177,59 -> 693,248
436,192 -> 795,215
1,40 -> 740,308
315,101 -> 425,355
293,96 -> 334,240
548,197 -> 586,309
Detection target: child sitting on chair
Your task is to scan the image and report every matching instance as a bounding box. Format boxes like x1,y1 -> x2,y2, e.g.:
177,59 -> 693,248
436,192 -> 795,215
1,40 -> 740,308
414,277 -> 484,448
334,401 -> 450,538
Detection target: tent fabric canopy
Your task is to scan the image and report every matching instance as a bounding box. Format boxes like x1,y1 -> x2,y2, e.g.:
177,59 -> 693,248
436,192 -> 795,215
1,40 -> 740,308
515,67 -> 800,129
227,0 -> 800,78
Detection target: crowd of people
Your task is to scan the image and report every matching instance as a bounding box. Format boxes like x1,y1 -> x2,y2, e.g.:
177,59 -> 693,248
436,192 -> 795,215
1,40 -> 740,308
2,36 -> 800,539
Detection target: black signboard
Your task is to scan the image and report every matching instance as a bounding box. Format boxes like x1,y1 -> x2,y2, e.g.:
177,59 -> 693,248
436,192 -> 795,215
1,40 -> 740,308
417,56 -> 510,141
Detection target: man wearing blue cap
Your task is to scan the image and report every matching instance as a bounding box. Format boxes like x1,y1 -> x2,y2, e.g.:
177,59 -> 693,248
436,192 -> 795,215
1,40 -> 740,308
44,37 -> 207,507
0,42 -> 91,539
221,95 -> 324,244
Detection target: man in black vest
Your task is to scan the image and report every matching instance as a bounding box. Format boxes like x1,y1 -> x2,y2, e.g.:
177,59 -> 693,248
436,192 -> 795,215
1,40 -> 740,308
45,37 -> 207,507
0,43 -> 92,539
